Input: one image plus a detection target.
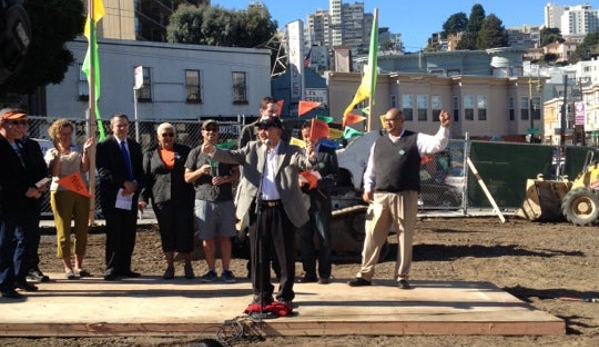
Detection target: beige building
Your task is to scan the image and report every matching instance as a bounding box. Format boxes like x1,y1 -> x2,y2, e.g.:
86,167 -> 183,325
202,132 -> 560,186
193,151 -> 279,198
327,72 -> 545,140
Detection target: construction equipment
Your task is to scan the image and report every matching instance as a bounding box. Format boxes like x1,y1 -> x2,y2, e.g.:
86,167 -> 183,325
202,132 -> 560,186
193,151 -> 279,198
517,150 -> 599,226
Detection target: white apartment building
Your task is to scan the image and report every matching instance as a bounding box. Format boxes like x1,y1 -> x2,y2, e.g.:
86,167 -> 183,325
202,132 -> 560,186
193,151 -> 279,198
544,3 -> 599,42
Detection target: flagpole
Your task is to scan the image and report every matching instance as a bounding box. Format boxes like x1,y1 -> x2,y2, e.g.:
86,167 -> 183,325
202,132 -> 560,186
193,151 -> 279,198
88,0 -> 97,225
367,8 -> 378,132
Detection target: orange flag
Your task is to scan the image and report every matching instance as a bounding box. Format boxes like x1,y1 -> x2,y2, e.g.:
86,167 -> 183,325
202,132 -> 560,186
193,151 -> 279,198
298,100 -> 321,117
276,99 -> 284,116
300,171 -> 318,189
343,113 -> 366,127
420,155 -> 432,165
57,172 -> 91,198
310,118 -> 329,140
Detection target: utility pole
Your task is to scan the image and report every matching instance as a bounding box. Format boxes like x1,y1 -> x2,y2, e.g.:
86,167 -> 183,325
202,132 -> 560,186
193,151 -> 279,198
560,75 -> 568,146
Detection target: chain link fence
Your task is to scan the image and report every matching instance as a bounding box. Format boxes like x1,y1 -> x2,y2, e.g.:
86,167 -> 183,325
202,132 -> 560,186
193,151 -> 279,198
27,116 -> 597,218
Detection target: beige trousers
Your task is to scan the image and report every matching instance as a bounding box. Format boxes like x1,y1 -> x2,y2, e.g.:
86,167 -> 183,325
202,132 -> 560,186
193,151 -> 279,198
356,190 -> 418,282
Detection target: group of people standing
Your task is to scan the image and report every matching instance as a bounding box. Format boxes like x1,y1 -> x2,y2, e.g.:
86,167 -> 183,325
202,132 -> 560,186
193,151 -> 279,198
1,98 -> 452,311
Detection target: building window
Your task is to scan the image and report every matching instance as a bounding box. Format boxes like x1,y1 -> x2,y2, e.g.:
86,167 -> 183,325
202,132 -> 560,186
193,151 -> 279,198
531,96 -> 541,120
452,96 -> 459,122
185,69 -> 202,103
232,71 -> 248,104
520,96 -> 529,120
417,95 -> 428,121
477,95 -> 487,121
464,95 -> 474,121
78,64 -> 89,101
137,67 -> 152,102
402,94 -> 413,121
431,96 -> 442,122
509,97 -> 515,121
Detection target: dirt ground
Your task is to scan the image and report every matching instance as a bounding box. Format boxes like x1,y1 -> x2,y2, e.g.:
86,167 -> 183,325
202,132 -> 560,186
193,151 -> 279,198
2,216 -> 599,347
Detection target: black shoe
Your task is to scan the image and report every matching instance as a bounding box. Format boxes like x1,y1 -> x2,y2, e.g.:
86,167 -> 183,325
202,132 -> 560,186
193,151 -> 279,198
277,299 -> 293,307
28,269 -> 50,283
348,278 -> 371,287
318,277 -> 331,284
298,275 -> 318,283
397,279 -> 411,289
15,281 -> 38,292
251,295 -> 274,305
119,271 -> 141,278
1,289 -> 24,299
104,273 -> 119,281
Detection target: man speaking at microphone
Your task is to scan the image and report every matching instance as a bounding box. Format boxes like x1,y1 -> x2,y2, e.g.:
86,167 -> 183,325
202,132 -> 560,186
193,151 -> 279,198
201,116 -> 317,309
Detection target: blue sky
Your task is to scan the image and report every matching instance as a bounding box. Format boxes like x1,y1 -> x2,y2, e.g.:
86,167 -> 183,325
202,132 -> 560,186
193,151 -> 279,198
212,0 -> 598,52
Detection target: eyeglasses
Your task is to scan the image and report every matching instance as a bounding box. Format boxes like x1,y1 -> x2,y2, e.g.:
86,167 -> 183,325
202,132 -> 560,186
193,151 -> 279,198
7,120 -> 29,126
384,118 -> 397,122
161,133 -> 174,138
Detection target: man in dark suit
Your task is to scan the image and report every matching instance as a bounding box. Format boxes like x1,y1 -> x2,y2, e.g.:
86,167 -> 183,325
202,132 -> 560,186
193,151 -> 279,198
297,122 -> 339,285
0,109 -> 45,298
203,116 -> 316,308
96,113 -> 144,281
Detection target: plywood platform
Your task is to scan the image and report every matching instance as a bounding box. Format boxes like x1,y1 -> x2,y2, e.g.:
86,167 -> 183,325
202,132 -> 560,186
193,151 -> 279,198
0,275 -> 564,337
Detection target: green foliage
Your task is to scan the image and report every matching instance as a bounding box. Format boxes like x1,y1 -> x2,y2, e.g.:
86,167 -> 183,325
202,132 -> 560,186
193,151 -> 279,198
0,0 -> 85,94
571,28 -> 599,62
476,14 -> 508,49
540,27 -> 564,46
442,12 -> 468,37
167,3 -> 277,49
459,4 -> 486,50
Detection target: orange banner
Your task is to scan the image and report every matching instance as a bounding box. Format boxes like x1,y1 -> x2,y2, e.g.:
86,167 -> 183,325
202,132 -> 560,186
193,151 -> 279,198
57,172 -> 91,198
298,100 -> 321,117
300,171 -> 318,189
343,113 -> 366,127
276,99 -> 284,116
310,118 -> 329,140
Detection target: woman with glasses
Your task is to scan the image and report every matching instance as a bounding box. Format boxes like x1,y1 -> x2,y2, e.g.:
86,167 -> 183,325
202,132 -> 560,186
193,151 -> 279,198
45,118 -> 94,280
139,123 -> 195,279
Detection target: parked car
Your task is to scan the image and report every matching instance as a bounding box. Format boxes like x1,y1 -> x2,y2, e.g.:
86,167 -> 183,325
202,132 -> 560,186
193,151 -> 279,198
444,165 -> 466,191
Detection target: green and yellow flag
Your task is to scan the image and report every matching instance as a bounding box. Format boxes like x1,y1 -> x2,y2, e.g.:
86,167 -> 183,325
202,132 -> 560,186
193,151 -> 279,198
343,8 -> 378,118
82,0 -> 106,140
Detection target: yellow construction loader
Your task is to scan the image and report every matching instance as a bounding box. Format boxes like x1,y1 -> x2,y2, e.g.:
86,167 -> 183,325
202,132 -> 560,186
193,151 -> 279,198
518,151 -> 599,226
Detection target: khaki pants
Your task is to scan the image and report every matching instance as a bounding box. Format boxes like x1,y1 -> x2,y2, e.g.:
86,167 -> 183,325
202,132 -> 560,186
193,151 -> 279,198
50,190 -> 90,258
356,190 -> 418,282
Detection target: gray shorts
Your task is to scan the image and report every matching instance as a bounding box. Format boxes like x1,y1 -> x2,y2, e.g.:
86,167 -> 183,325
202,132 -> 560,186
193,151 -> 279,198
194,199 -> 237,240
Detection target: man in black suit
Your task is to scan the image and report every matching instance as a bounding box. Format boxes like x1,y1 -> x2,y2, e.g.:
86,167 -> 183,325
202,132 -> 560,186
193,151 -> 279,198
0,109 -> 45,298
97,113 -> 144,281
297,122 -> 338,285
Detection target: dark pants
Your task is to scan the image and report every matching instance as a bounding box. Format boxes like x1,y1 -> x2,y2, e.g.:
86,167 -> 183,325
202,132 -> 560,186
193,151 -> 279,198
299,195 -> 332,279
154,199 -> 194,253
17,208 -> 42,280
0,213 -> 26,291
251,203 -> 295,302
103,207 -> 138,275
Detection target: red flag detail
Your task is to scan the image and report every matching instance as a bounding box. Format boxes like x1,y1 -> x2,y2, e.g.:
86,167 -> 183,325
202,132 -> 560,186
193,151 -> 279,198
57,172 -> 91,198
420,155 -> 432,165
310,118 -> 329,140
298,100 -> 321,117
300,171 -> 318,189
342,113 -> 366,127
276,99 -> 284,116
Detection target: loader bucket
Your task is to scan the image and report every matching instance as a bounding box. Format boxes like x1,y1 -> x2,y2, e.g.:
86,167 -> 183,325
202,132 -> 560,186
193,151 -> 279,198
516,178 -> 572,221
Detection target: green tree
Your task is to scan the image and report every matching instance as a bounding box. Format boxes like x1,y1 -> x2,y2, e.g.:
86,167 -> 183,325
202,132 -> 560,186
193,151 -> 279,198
167,3 -> 277,48
457,4 -> 485,50
0,0 -> 85,94
540,27 -> 565,46
571,28 -> 599,62
476,14 -> 508,49
442,12 -> 468,38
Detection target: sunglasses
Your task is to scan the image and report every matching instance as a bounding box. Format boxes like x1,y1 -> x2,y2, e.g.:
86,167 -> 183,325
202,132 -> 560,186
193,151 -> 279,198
161,133 -> 175,138
7,120 -> 29,126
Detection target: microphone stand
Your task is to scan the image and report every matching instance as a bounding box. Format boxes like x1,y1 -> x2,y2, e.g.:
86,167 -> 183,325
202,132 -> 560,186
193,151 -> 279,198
250,140 -> 273,320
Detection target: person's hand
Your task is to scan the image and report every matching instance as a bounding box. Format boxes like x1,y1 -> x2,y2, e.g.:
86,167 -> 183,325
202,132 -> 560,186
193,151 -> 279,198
138,201 -> 147,213
439,110 -> 451,128
200,164 -> 212,175
123,180 -> 138,195
212,175 -> 229,186
83,137 -> 95,152
362,191 -> 374,204
25,187 -> 42,199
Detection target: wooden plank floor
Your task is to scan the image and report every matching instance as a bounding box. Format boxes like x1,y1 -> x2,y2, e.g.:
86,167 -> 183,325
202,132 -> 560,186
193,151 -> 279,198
0,274 -> 564,337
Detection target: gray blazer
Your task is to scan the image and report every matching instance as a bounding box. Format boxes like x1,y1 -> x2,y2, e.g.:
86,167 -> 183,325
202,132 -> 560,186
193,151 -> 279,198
213,140 -> 312,228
